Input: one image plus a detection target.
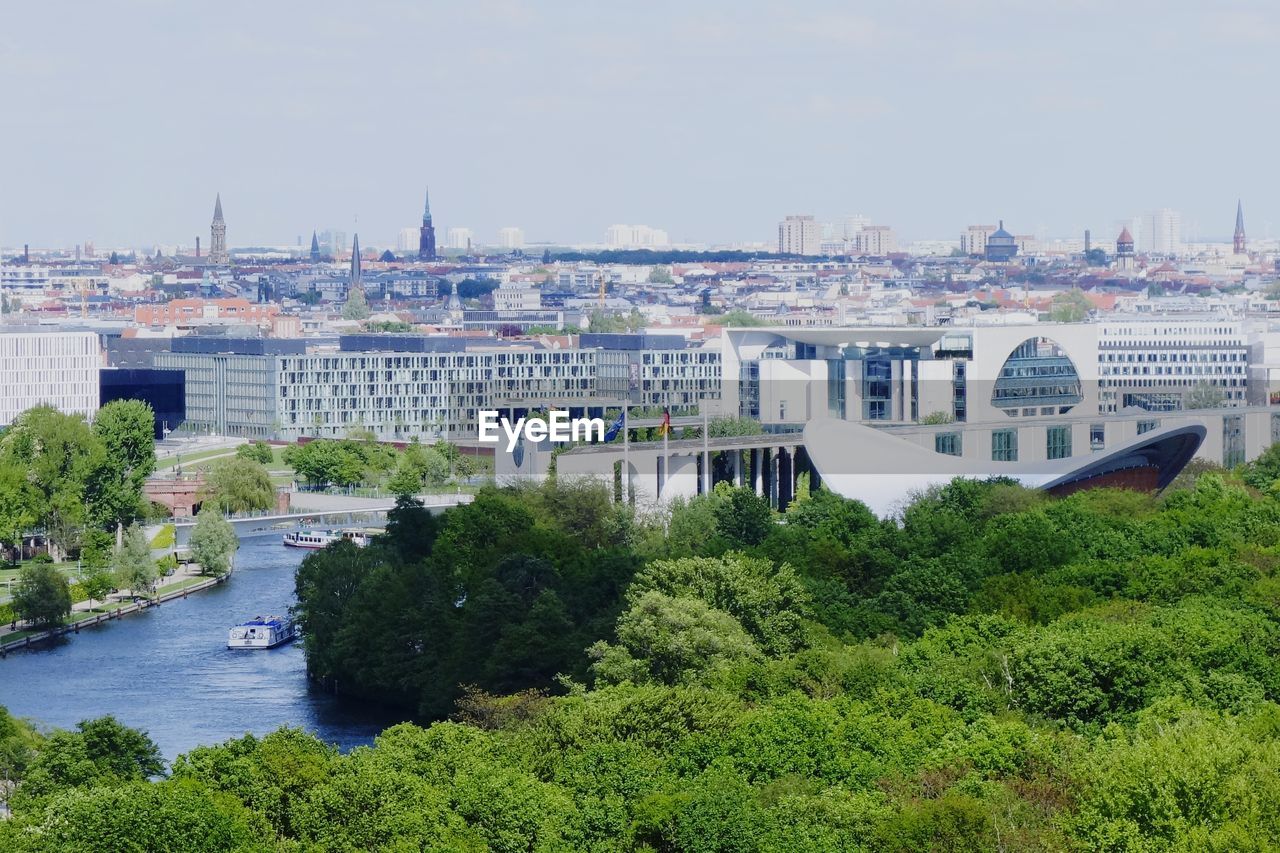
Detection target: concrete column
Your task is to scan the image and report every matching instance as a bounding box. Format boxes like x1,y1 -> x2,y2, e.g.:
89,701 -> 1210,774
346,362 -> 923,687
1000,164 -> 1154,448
777,448 -> 794,510
751,448 -> 763,495
732,450 -> 743,487
702,450 -> 712,494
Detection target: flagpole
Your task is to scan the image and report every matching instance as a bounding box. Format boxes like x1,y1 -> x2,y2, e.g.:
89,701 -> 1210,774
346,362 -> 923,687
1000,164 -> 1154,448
702,406 -> 709,495
622,404 -> 629,505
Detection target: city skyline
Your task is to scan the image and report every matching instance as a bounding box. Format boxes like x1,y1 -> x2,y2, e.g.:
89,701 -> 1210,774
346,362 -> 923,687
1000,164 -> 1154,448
1,1 -> 1277,247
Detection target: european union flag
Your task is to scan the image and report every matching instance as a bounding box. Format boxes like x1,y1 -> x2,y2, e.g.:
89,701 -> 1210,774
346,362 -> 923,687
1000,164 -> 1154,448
603,411 -> 626,442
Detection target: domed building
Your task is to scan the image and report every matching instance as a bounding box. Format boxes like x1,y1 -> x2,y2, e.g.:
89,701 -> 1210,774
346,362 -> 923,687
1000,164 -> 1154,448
984,220 -> 1018,262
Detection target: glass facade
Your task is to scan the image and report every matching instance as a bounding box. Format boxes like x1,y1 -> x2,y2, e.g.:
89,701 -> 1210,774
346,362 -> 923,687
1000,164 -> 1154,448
992,337 -> 1083,416
992,429 -> 1018,462
935,432 -> 962,456
1047,425 -> 1072,460
1224,415 -> 1245,468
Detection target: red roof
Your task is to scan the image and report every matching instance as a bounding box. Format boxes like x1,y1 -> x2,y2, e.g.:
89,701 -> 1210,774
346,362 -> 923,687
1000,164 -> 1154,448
1117,227 -> 1134,243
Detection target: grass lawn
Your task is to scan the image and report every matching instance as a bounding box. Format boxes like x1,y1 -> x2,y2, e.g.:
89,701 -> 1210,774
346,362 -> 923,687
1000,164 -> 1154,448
154,447 -> 240,471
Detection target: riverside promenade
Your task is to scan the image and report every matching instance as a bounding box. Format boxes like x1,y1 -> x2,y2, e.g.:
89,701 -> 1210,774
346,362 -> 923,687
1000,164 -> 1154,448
0,561 -> 227,654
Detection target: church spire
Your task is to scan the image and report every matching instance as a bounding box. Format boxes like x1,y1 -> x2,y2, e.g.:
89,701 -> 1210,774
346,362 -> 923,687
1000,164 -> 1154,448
1234,199 -> 1247,255
350,233 -> 362,290
209,193 -> 228,264
309,230 -> 320,262
418,187 -> 437,261
423,188 -> 432,224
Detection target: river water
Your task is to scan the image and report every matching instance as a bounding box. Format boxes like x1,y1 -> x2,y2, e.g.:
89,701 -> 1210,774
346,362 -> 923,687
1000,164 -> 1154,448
0,533 -> 405,761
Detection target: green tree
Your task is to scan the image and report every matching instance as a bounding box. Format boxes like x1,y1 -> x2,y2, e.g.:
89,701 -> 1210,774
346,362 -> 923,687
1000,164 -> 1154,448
716,309 -> 764,327
0,460 -> 39,560
0,406 -> 105,558
113,524 -> 157,596
12,562 -> 72,630
713,486 -> 774,547
235,441 -> 274,465
11,716 -> 164,810
648,265 -> 673,284
201,456 -> 274,513
342,287 -> 370,320
1185,380 -> 1226,411
1048,288 -> 1091,322
189,509 -> 238,577
91,399 -> 157,531
81,569 -> 115,609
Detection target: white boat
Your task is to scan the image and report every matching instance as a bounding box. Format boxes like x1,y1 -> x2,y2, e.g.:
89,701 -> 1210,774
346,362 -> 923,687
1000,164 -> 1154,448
282,528 -> 371,549
227,615 -> 297,649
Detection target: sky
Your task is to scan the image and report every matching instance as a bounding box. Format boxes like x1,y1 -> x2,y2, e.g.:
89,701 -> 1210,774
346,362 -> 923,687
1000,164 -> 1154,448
1,0 -> 1277,250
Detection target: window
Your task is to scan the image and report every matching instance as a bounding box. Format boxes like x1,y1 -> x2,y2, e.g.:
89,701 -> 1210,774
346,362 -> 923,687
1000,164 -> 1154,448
1137,418 -> 1159,435
935,432 -> 961,456
1047,425 -> 1072,460
1090,424 -> 1105,451
1224,415 -> 1245,468
992,429 -> 1018,462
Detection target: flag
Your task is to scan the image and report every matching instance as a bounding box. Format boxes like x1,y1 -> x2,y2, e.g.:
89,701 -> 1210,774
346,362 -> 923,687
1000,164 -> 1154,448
603,411 -> 625,442
658,408 -> 671,437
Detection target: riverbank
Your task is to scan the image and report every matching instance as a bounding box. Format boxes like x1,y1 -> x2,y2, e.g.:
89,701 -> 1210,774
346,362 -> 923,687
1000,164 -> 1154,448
0,564 -> 230,654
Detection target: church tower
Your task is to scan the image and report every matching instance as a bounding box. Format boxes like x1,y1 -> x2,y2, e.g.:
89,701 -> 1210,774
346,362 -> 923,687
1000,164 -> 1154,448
418,188 -> 437,261
350,233 -> 363,291
1234,200 -> 1247,255
309,231 -> 321,262
209,194 -> 229,264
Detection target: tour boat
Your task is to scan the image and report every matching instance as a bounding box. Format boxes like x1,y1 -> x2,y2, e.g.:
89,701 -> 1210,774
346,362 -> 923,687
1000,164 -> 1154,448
282,528 -> 371,549
227,615 -> 296,649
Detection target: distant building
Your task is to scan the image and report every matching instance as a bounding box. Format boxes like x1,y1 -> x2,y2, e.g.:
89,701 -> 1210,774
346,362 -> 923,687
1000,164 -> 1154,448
445,227 -> 474,251
319,229 -> 347,256
209,194 -> 229,264
983,221 -> 1017,262
134,297 -> 278,327
855,225 -> 897,256
497,227 -> 525,249
606,224 -> 670,249
961,225 -> 997,257
493,283 -> 541,311
1142,208 -> 1182,255
309,231 -> 321,262
1115,226 -> 1136,270
396,227 -> 420,253
418,188 -> 437,260
777,215 -> 821,256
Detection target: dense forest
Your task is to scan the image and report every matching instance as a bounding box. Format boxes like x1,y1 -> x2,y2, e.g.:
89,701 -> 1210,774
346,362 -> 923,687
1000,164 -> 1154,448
7,454 -> 1280,848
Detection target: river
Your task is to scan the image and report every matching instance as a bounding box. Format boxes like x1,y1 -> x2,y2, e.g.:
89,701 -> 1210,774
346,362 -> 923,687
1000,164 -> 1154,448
0,533 -> 405,761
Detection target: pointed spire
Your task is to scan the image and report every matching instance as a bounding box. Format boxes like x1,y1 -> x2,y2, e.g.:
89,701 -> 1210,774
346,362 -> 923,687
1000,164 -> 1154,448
1234,199 -> 1247,254
423,188 -> 432,223
213,193 -> 224,222
350,233 -> 362,288
1235,199 -> 1245,233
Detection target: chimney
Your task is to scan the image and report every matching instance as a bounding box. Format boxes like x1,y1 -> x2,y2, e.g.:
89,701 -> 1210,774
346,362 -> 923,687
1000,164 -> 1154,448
23,244 -> 29,263
1084,230 -> 1091,253
196,237 -> 201,258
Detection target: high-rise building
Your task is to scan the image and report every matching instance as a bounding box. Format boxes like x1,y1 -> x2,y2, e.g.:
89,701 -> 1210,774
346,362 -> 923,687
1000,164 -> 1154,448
777,215 -> 821,255
1234,200 -> 1247,255
396,228 -> 420,253
319,230 -> 346,256
446,227 -> 473,251
854,225 -> 897,256
961,225 -> 997,257
498,227 -> 525,249
418,189 -> 437,260
1142,208 -> 1182,255
606,224 -> 669,248
209,194 -> 229,264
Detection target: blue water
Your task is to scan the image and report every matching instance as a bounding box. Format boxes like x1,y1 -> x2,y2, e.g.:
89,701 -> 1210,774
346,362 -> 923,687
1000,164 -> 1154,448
0,533 -> 404,760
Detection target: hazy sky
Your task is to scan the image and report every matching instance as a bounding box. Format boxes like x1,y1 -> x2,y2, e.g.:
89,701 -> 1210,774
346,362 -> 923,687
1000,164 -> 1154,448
2,0 -> 1277,249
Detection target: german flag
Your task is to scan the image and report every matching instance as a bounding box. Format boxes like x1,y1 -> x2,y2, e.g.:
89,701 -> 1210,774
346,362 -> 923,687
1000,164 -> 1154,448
658,407 -> 671,437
